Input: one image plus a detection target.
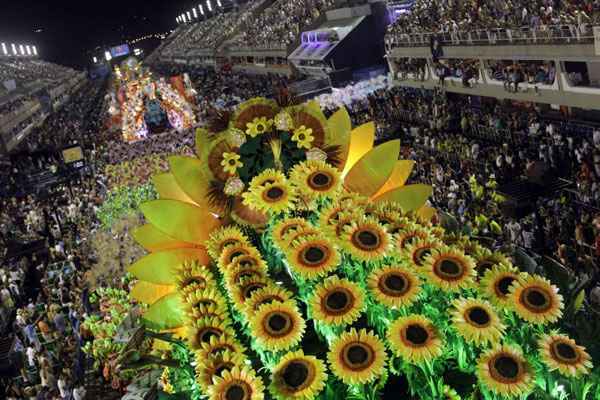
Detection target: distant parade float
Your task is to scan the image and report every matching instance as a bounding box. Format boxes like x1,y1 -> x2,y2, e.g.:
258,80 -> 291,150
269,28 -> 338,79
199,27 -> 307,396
107,57 -> 196,142
91,97 -> 596,399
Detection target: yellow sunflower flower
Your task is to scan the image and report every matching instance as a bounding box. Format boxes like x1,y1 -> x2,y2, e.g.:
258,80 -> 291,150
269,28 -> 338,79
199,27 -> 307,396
248,169 -> 287,191
476,345 -> 535,398
196,335 -> 247,361
224,262 -> 268,289
244,285 -> 293,314
187,316 -> 235,350
218,244 -> 262,273
206,226 -> 250,261
250,301 -> 306,352
310,275 -> 365,327
474,248 -> 512,277
196,350 -> 247,390
208,366 -> 265,400
175,260 -> 215,293
246,116 -> 272,138
291,125 -> 314,149
271,218 -> 312,250
538,332 -> 593,377
186,302 -> 231,322
479,263 -> 524,310
327,328 -> 387,385
221,152 -> 243,175
289,160 -> 342,200
509,274 -> 563,325
269,350 -> 327,400
229,276 -> 271,310
242,181 -> 297,215
386,315 -> 443,364
405,239 -> 444,269
340,217 -> 393,262
451,298 -> 505,347
395,224 -> 432,251
367,266 -> 421,309
182,287 -> 227,311
285,235 -> 340,280
282,227 -> 320,251
422,246 -> 477,292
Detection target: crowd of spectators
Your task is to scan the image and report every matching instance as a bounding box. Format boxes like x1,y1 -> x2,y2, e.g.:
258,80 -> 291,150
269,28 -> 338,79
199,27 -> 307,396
0,60 -> 78,87
386,0 -> 600,46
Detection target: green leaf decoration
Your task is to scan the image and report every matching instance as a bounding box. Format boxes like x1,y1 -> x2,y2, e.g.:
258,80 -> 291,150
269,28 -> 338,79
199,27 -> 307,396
142,293 -> 185,331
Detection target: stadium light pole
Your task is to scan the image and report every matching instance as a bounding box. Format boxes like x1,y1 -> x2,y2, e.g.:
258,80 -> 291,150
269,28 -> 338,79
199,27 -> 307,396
187,11 -> 191,21
193,7 -> 198,19
26,45 -> 31,56
32,46 -> 37,56
19,45 -> 25,56
1,43 -> 7,56
207,0 -> 212,12
11,44 -> 17,56
199,4 -> 205,15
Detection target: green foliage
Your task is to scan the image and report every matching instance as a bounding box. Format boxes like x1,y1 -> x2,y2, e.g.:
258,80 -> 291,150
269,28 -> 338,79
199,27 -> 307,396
97,184 -> 157,229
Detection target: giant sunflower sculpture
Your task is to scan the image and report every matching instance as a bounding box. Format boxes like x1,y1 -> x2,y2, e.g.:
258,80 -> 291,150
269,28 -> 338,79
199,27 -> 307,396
116,97 -> 595,400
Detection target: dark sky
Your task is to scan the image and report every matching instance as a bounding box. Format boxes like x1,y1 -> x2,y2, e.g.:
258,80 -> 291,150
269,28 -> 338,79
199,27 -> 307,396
0,1 -> 188,69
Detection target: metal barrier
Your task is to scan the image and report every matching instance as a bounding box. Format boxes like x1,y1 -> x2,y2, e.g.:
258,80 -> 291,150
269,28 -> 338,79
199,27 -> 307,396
386,24 -> 597,48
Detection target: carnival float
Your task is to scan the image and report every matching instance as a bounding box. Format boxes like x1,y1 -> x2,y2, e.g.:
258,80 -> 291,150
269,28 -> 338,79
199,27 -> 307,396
85,96 -> 598,399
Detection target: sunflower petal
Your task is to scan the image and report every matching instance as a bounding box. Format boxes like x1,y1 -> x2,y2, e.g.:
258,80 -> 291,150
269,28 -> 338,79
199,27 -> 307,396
128,248 -> 211,284
416,205 -> 437,222
152,173 -> 196,205
132,224 -> 198,252
372,183 -> 432,212
341,122 -> 375,177
140,200 -> 221,244
371,160 -> 414,199
142,293 -> 185,330
327,107 -> 352,171
344,140 -> 400,197
131,281 -> 175,305
169,156 -> 214,212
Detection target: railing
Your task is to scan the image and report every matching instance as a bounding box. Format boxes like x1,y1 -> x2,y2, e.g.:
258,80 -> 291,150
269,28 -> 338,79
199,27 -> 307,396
386,24 -> 597,49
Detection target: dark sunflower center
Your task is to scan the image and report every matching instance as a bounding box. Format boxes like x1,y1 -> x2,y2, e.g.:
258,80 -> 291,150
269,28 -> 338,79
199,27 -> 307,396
243,283 -> 265,299
493,356 -> 520,379
220,239 -> 240,253
325,290 -> 350,311
308,172 -> 332,190
383,274 -> 408,293
467,306 -> 491,326
210,344 -> 235,356
280,224 -> 301,238
554,342 -> 578,361
433,258 -> 465,281
266,312 -> 291,335
441,260 -> 460,275
406,324 -> 429,345
231,250 -> 245,260
414,248 -> 432,266
184,277 -> 205,287
257,124 -> 265,132
352,229 -> 381,251
477,260 -> 496,273
521,287 -> 551,312
198,328 -> 222,344
282,361 -> 309,388
497,276 -> 516,296
225,383 -> 247,400
303,246 -> 326,265
229,159 -> 237,165
214,362 -> 234,377
194,299 -> 217,308
255,296 -> 284,310
347,345 -> 368,364
299,133 -> 305,140
266,187 -> 285,201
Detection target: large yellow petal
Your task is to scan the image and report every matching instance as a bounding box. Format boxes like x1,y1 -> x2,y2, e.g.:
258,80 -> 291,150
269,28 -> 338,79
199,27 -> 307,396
327,107 -> 352,171
371,160 -> 414,199
140,200 -> 221,244
128,248 -> 210,284
305,99 -> 327,120
132,224 -> 200,253
131,281 -> 175,305
372,183 -> 433,212
152,174 -> 196,205
169,156 -> 213,212
341,122 -> 375,177
195,127 -> 209,159
143,293 -> 185,331
344,140 -> 400,197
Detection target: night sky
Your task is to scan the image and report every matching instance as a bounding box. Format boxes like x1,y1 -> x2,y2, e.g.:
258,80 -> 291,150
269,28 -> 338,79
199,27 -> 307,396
0,1 -> 194,69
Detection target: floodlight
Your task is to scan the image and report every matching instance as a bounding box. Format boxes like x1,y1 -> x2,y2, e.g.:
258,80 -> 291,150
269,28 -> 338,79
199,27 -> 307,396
19,45 -> 25,55
32,46 -> 37,55
207,0 -> 212,12
217,0 -> 222,7
1,43 -> 7,55
11,44 -> 17,55
26,45 -> 31,55
199,5 -> 205,14
182,14 -> 187,23
193,8 -> 198,18
187,11 -> 191,20
93,56 -> 98,63
105,51 -> 112,61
